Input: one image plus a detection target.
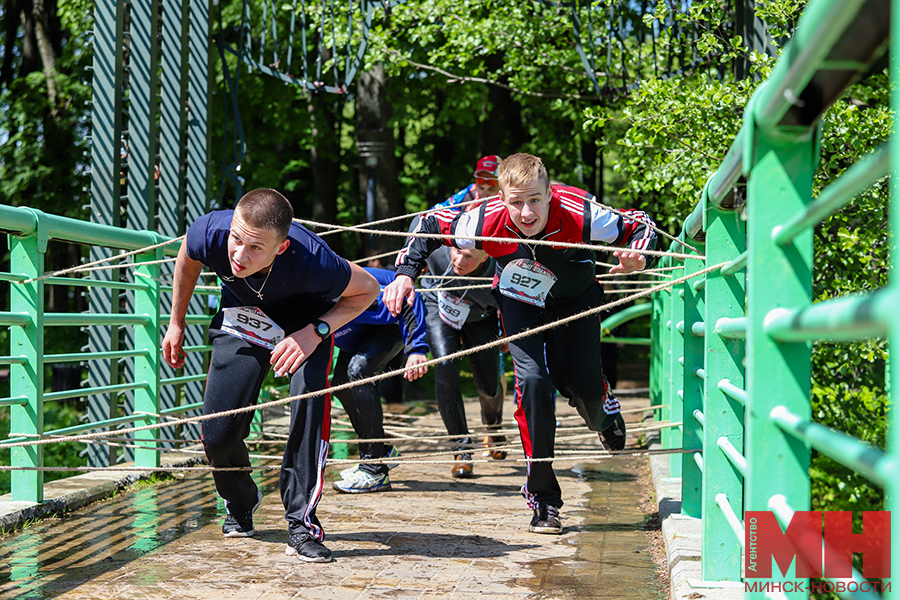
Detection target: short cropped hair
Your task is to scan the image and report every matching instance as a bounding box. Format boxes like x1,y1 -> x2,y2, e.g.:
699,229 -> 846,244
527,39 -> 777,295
235,189 -> 294,241
498,153 -> 550,192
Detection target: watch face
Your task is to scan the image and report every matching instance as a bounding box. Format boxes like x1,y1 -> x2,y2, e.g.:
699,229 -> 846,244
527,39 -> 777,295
316,321 -> 330,337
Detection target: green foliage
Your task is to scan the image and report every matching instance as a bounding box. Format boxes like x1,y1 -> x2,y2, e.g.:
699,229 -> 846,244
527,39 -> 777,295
806,73 -> 891,541
0,2 -> 93,217
587,75 -> 756,227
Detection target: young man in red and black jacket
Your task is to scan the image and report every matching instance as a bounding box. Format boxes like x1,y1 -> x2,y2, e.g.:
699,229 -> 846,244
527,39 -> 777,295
384,153 -> 657,535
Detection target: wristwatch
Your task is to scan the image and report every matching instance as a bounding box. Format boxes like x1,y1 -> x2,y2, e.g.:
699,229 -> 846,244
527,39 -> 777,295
312,319 -> 331,340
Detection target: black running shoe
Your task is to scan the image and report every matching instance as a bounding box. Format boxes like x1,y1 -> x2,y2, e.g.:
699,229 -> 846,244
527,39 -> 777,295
529,504 -> 562,534
222,489 -> 262,538
285,532 -> 333,563
599,413 -> 626,451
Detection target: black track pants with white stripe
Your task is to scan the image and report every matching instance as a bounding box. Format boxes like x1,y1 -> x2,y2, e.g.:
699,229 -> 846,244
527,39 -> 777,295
331,324 -> 404,474
202,321 -> 333,540
498,284 -> 618,510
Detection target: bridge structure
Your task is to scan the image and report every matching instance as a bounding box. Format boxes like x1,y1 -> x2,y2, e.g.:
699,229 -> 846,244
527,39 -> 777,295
1,0 -> 899,598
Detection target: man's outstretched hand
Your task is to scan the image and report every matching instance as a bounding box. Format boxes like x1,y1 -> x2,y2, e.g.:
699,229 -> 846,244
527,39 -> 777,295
382,274 -> 417,316
609,249 -> 646,274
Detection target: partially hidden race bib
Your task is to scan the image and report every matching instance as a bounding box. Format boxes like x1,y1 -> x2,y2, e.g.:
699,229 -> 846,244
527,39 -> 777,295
498,258 -> 557,308
438,292 -> 472,330
221,306 -> 285,350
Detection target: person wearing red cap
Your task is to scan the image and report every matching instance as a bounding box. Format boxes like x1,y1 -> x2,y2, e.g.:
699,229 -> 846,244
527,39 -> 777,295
432,155 -> 503,211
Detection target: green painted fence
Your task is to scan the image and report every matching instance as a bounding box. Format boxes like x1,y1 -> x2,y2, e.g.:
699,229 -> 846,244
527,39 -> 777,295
0,206 -> 213,503
652,0 -> 897,597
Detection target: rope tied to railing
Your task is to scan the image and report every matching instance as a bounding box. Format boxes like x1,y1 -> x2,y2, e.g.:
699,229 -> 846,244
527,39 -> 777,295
13,420 -> 679,467
0,447 -> 695,473
18,235 -> 185,285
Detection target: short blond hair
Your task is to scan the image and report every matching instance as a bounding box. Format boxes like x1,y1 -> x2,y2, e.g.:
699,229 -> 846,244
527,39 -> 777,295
498,153 -> 549,192
451,246 -> 488,262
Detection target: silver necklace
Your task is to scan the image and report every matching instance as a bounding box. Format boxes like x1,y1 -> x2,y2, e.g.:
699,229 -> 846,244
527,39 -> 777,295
244,262 -> 274,301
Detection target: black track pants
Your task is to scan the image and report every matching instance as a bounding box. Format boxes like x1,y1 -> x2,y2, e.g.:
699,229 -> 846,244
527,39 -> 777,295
202,324 -> 334,540
331,325 -> 404,474
498,285 -> 617,509
425,302 -> 503,454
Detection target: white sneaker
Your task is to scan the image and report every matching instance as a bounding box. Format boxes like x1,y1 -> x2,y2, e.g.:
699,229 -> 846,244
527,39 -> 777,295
340,447 -> 401,479
332,468 -> 391,494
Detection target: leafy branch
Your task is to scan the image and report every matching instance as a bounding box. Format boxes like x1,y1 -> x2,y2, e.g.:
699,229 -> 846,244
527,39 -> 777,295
385,49 -> 596,101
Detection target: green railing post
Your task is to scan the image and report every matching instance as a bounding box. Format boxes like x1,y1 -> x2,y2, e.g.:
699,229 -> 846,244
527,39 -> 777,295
888,0 -> 900,593
649,287 -> 664,413
87,0 -> 125,468
8,227 -> 45,502
133,246 -> 162,468
744,93 -> 818,598
700,206 -> 746,581
681,246 -> 706,518
668,256 -> 685,478
658,287 -> 673,448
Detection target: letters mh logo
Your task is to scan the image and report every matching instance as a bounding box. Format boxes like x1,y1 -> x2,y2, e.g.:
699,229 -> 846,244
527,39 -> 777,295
745,511 -> 891,578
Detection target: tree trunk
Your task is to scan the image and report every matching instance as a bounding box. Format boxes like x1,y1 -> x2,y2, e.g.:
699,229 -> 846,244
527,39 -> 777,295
17,0 -> 61,113
307,90 -> 343,256
32,0 -> 60,115
2,0 -> 19,90
481,52 -> 529,158
356,62 -> 400,260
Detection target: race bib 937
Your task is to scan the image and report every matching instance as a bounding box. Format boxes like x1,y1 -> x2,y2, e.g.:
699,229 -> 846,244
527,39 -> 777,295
221,306 -> 285,350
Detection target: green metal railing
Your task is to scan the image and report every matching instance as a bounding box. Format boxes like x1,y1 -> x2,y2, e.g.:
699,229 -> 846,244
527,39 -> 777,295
651,0 -> 896,596
1,205 -> 213,503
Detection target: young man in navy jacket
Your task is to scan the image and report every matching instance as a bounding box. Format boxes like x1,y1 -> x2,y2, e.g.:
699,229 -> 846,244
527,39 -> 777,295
162,189 -> 379,562
330,267 -> 429,493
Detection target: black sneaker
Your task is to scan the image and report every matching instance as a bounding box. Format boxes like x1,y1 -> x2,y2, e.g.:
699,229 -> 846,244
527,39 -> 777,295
285,532 -> 333,563
529,504 -> 562,534
222,489 -> 262,538
599,413 -> 626,451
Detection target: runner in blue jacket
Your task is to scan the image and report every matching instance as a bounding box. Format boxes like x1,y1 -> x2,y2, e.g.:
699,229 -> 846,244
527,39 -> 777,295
331,267 -> 429,493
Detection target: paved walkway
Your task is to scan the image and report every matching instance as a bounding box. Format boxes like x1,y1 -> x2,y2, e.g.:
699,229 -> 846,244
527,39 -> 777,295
0,393 -> 663,600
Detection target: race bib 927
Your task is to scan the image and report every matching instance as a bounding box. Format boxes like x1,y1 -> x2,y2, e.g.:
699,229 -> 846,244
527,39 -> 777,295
498,259 -> 557,307
221,306 -> 285,350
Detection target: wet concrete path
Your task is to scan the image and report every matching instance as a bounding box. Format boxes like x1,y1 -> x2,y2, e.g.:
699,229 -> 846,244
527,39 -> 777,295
0,394 -> 663,600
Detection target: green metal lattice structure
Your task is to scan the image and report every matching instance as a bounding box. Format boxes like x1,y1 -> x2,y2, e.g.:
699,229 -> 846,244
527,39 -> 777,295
85,0 -> 212,468
651,0 -> 897,597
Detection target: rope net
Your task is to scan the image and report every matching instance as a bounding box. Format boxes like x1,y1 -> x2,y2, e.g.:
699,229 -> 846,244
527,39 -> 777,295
4,196 -> 714,476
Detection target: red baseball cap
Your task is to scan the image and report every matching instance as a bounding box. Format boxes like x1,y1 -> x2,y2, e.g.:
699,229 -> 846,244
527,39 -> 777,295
473,155 -> 501,176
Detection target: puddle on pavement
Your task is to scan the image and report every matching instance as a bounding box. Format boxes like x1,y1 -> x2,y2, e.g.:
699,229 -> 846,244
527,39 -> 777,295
0,401 -> 665,599
0,471 -> 278,599
515,456 -> 666,600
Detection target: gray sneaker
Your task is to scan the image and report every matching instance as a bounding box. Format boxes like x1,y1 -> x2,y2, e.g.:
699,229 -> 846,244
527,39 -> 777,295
222,489 -> 263,538
333,468 -> 391,494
